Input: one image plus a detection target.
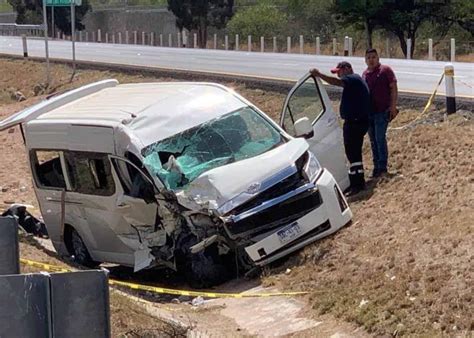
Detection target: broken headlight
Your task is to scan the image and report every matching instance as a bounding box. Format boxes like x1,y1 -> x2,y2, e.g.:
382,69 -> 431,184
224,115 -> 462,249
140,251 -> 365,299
303,151 -> 322,182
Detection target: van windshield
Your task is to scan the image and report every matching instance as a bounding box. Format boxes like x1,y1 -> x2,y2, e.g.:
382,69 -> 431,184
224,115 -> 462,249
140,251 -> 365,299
141,106 -> 284,190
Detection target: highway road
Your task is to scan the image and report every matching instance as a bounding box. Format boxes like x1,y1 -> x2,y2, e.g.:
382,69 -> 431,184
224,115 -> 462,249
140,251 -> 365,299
1,35 -> 473,98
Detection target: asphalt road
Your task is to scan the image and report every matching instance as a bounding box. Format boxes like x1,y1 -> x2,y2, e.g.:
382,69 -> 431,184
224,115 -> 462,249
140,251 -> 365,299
1,36 -> 473,98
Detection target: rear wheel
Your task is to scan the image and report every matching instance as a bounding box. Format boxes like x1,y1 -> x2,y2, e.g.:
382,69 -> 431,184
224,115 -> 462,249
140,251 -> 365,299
70,229 -> 97,268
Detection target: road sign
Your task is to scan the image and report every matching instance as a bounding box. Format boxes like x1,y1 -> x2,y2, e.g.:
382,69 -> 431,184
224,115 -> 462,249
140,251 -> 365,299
46,0 -> 82,6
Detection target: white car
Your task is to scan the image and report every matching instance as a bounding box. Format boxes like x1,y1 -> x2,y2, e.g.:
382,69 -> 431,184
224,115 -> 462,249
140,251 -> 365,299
0,73 -> 352,287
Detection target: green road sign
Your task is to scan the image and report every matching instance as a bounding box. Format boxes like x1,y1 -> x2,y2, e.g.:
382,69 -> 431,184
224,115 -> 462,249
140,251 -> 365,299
46,0 -> 82,6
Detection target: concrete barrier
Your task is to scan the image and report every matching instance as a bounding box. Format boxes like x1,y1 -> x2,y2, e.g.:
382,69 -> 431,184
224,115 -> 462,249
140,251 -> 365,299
0,216 -> 19,275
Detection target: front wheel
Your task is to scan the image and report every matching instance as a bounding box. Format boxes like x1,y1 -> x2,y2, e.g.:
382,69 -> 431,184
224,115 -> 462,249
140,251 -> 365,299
70,229 -> 98,268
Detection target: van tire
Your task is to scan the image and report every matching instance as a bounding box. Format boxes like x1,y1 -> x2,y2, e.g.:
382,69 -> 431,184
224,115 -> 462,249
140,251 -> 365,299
70,228 -> 97,268
183,245 -> 230,289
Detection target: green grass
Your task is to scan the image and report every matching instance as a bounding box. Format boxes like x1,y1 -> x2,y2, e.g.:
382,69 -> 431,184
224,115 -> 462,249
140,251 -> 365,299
0,1 -> 13,13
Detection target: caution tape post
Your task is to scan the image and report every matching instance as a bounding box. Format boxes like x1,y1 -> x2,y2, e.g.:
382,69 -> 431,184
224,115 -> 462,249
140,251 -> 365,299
445,63 -> 456,115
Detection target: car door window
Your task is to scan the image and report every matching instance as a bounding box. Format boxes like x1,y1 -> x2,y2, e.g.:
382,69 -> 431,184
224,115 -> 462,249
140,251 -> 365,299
32,150 -> 66,189
111,158 -> 155,201
282,76 -> 325,136
65,151 -> 115,196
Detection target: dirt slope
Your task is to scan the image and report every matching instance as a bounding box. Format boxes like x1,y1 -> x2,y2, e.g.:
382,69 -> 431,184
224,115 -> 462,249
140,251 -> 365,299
1,58 -> 473,336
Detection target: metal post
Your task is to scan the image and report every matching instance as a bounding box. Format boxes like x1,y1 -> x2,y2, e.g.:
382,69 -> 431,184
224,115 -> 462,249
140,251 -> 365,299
333,38 -> 337,55
193,33 -> 197,48
344,36 -> 349,56
214,34 -> 217,49
450,38 -> 455,62
142,31 -> 145,45
150,32 -> 154,46
168,33 -> 172,47
97,29 -> 101,43
273,36 -> 277,52
316,37 -> 320,55
42,0 -> 50,85
225,35 -> 228,50
407,38 -> 411,59
260,36 -> 264,52
444,64 -> 456,114
118,32 -> 122,44
287,36 -> 291,53
299,35 -> 303,54
70,2 -> 76,78
51,6 -> 55,39
248,35 -> 252,52
348,37 -> 353,56
21,34 -> 28,57
428,38 -> 433,60
235,34 -> 239,51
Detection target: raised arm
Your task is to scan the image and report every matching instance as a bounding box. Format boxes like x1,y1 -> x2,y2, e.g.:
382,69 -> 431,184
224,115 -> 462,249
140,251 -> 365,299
310,68 -> 344,87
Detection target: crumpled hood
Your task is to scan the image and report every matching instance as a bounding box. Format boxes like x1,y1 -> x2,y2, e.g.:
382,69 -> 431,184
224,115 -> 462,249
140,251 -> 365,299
175,138 -> 309,214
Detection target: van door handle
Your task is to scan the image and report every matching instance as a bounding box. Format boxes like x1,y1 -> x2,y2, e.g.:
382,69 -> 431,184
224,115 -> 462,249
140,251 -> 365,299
117,203 -> 131,209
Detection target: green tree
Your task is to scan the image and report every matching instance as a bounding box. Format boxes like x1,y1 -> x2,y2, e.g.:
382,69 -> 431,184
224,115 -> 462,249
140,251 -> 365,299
8,0 -> 91,34
167,0 -> 234,48
286,0 -> 336,41
227,2 -> 287,38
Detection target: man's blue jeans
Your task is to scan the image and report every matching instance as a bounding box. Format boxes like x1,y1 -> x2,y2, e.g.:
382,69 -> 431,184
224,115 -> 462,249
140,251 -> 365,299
368,111 -> 389,173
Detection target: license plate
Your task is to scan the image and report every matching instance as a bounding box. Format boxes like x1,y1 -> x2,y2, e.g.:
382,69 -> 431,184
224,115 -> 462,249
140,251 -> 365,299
277,222 -> 302,244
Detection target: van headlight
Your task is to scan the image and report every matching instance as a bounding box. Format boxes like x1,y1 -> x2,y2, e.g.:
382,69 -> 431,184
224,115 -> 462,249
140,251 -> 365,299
303,151 -> 322,182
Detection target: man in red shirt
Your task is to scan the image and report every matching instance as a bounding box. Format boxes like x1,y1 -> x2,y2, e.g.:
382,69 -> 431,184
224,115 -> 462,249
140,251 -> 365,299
363,48 -> 398,177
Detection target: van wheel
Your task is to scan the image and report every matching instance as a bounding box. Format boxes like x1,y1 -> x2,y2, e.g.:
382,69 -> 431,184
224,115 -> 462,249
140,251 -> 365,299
70,229 -> 97,268
183,245 -> 230,289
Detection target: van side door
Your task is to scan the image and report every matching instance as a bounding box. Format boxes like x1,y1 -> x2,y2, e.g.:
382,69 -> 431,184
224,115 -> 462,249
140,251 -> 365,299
280,73 -> 349,190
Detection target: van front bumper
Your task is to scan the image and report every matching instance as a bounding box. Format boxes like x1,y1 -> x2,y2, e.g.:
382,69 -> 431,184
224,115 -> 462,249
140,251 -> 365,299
244,169 -> 352,266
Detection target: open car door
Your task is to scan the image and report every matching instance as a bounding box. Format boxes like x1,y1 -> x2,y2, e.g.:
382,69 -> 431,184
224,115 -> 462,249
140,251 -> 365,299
280,73 -> 349,191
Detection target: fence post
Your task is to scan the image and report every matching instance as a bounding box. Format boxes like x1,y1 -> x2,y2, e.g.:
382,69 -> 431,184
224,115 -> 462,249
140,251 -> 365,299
111,33 -> 115,44
225,35 -> 228,50
299,35 -> 304,54
105,32 -> 108,44
248,35 -> 252,52
92,31 -> 95,42
193,33 -> 197,48
168,33 -> 172,47
444,64 -> 456,114
343,36 -> 349,56
333,38 -> 337,55
348,37 -> 353,56
428,38 -> 433,60
150,32 -> 154,46
21,35 -> 28,57
235,34 -> 239,51
177,32 -> 181,47
142,31 -> 145,45
79,30 -> 82,42
97,29 -> 101,43
125,31 -> 129,44
450,38 -> 455,62
260,36 -> 264,52
407,38 -> 411,59
85,31 -> 89,42
214,34 -> 217,49
273,36 -> 277,52
316,37 -> 320,55
159,34 -> 163,46
133,31 -> 137,44
287,36 -> 291,53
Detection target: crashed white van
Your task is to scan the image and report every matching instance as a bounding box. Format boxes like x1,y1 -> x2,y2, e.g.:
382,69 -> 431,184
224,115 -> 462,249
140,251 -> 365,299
0,74 -> 352,287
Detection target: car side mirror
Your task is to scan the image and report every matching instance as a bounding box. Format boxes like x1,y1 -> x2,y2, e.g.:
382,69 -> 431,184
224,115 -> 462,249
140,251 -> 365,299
294,117 -> 314,138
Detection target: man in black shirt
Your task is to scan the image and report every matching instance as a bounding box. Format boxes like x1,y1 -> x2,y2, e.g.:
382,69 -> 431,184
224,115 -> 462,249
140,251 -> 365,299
310,61 -> 370,196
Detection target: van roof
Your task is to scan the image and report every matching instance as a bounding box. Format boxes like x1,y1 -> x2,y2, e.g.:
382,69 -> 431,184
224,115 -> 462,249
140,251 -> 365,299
34,82 -> 248,146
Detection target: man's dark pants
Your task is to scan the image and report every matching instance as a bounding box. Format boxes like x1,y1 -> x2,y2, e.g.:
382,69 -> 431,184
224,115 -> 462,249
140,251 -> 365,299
368,111 -> 389,175
343,119 -> 369,190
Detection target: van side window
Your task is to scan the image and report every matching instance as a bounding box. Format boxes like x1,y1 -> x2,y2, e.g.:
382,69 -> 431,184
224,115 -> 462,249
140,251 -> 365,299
32,150 -> 66,189
111,158 -> 155,202
65,152 -> 115,196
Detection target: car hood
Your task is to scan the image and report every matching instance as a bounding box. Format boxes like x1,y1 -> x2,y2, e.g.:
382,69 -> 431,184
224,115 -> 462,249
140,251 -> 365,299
175,138 -> 309,214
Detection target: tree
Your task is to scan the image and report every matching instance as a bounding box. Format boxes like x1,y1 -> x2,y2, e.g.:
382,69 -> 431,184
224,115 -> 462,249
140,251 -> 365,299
286,0 -> 336,41
227,2 -> 287,38
167,0 -> 234,48
331,0 -> 384,49
8,0 -> 91,34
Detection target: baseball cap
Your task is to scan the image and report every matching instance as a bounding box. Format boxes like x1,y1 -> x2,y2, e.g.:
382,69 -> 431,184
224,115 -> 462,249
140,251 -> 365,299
330,61 -> 352,73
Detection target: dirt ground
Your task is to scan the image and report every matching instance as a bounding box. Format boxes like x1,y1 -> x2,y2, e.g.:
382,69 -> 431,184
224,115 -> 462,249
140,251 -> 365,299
1,58 -> 473,336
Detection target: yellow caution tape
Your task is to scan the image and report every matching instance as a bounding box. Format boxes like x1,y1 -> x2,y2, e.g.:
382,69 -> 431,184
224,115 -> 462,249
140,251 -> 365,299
444,68 -> 454,76
455,77 -> 474,89
390,72 -> 444,131
20,258 -> 308,299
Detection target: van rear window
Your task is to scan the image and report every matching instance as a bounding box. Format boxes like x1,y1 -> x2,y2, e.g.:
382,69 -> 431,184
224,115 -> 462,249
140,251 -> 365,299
32,150 -> 66,189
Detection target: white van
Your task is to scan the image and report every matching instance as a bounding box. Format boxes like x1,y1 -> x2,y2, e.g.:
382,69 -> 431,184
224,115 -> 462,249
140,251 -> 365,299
0,74 -> 352,287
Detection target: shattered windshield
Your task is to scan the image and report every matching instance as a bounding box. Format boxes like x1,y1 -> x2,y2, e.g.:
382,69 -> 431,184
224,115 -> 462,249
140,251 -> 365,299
141,106 -> 284,190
